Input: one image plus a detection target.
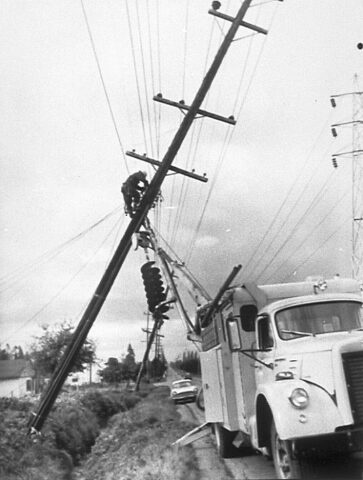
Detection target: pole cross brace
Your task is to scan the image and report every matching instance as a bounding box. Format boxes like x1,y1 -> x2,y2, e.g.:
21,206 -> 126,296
208,9 -> 268,35
126,150 -> 208,183
173,422 -> 212,448
153,94 -> 236,125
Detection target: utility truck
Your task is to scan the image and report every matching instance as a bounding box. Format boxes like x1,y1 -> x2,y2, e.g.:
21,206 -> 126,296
196,276 -> 363,479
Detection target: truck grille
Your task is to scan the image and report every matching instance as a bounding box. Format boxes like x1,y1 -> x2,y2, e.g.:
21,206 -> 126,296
342,351 -> 363,424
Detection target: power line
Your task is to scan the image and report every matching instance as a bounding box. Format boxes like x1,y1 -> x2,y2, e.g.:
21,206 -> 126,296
3,212 -> 124,343
0,206 -> 122,292
282,216 -> 350,282
135,0 -> 155,157
80,0 -> 129,174
185,3 -> 279,264
254,166 -> 338,282
242,137 -> 334,281
125,0 -> 149,157
264,188 -> 350,283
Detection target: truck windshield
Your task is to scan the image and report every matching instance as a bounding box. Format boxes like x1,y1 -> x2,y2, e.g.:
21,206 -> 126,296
275,301 -> 363,340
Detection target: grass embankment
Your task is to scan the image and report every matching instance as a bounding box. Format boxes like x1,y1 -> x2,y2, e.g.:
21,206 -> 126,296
0,386 -> 144,480
76,385 -> 200,480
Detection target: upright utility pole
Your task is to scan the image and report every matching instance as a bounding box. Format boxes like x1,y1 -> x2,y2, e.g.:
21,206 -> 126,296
28,0 -> 258,435
331,75 -> 363,280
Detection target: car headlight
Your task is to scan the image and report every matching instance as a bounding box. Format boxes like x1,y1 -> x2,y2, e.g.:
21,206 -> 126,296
289,388 -> 309,409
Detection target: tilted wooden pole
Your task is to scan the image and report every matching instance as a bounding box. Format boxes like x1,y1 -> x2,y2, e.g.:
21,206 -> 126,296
27,0 -> 253,435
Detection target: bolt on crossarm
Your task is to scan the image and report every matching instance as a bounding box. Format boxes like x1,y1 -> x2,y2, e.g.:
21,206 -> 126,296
27,0 -> 253,435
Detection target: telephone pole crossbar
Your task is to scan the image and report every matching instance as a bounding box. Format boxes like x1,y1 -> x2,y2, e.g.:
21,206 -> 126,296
153,94 -> 236,125
126,150 -> 208,183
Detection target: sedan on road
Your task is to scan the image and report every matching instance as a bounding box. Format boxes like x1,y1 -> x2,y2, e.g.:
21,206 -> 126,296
170,379 -> 198,404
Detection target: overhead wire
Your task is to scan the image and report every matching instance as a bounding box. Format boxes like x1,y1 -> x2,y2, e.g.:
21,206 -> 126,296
152,223 -> 211,300
172,0 -> 248,257
282,216 -> 350,282
155,0 -> 163,157
125,0 -> 149,157
185,1 -> 276,264
167,0 -> 236,250
168,0 -> 196,246
135,0 -> 156,158
2,212 -> 124,343
264,187 -> 350,283
255,166 -> 340,282
0,206 -> 122,293
80,0 -> 129,174
252,154 -> 334,279
241,129 -> 335,281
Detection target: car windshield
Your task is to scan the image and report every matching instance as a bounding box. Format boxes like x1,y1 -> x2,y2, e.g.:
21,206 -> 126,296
275,301 -> 363,340
173,381 -> 192,388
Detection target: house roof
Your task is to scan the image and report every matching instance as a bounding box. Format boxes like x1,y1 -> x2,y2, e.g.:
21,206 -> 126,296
0,359 -> 35,380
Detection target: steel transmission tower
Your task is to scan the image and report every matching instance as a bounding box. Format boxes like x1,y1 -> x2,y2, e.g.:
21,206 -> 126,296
331,75 -> 363,280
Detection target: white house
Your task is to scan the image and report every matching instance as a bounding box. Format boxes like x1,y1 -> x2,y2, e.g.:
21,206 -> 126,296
0,359 -> 35,397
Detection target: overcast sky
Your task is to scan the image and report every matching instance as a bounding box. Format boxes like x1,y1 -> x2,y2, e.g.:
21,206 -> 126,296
0,0 -> 362,365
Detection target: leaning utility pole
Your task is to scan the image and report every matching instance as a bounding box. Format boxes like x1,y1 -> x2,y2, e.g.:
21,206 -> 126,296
27,0 -> 263,434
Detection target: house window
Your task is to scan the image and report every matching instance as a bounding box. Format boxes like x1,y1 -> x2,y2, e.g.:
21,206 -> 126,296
26,379 -> 32,392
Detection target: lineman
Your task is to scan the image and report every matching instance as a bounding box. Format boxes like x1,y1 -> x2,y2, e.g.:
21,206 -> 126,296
121,171 -> 149,217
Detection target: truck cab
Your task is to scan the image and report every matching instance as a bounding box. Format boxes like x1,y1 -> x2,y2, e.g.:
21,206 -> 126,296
198,277 -> 363,478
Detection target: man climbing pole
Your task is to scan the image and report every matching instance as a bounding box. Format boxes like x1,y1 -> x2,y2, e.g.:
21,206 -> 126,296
121,170 -> 149,217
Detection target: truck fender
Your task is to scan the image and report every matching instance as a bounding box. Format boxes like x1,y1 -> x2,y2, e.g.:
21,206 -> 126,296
255,380 -> 345,446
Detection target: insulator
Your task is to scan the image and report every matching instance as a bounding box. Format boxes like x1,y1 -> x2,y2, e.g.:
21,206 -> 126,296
211,1 -> 221,10
331,127 -> 337,137
332,158 -> 338,169
330,98 -> 336,108
140,261 -> 169,314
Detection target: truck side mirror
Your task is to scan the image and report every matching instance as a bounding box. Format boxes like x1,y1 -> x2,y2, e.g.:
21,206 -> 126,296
240,305 -> 257,332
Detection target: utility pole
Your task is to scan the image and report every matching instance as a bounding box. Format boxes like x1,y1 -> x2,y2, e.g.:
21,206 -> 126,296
27,0 -> 269,434
330,74 -> 363,280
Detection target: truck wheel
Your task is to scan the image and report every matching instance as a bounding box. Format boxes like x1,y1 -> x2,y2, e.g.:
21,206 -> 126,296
214,423 -> 235,458
270,421 -> 301,479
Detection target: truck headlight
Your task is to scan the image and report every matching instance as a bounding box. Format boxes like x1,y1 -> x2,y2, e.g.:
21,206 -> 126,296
289,388 -> 309,409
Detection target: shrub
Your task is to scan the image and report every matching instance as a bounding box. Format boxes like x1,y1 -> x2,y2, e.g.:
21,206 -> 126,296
0,386 -> 144,478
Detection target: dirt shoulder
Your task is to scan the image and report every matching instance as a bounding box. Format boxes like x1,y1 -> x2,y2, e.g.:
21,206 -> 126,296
177,402 -> 234,480
73,385 -> 201,480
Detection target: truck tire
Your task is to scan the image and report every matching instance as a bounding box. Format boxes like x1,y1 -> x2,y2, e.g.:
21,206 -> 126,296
271,421 -> 301,479
214,423 -> 235,458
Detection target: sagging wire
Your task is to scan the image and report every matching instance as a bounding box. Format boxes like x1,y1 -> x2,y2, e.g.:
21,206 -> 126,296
282,216 -> 350,282
2,211 -> 125,343
0,206 -> 123,292
264,188 -> 350,283
80,0 -> 129,174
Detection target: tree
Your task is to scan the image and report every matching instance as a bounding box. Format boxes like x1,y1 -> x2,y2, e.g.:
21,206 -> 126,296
171,350 -> 200,375
98,357 -> 122,384
30,321 -> 96,377
120,344 -> 137,386
0,344 -> 26,360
